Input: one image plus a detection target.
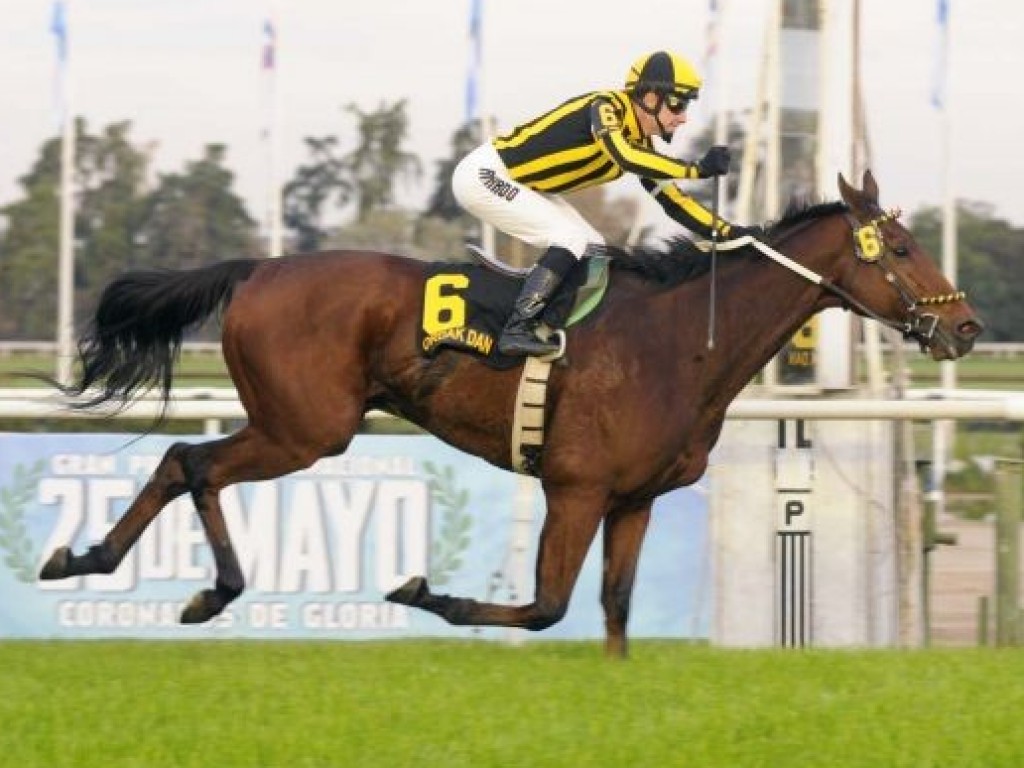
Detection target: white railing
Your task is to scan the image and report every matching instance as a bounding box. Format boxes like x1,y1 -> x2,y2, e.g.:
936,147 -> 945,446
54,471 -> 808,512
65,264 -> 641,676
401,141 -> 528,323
4,388 -> 1024,429
5,340 -> 1024,358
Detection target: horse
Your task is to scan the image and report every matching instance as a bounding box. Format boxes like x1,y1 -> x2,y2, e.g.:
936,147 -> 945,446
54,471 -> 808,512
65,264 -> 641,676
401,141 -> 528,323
37,171 -> 982,657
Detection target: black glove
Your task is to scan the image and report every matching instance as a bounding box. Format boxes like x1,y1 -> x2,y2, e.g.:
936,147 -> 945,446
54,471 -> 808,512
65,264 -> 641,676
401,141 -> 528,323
728,224 -> 766,242
697,145 -> 731,177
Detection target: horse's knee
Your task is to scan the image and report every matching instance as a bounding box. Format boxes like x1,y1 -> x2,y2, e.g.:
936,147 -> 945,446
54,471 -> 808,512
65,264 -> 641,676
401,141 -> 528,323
524,600 -> 568,631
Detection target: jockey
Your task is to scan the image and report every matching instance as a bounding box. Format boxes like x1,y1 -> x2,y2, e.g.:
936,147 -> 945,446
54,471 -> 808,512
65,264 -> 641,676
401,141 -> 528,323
452,50 -> 762,357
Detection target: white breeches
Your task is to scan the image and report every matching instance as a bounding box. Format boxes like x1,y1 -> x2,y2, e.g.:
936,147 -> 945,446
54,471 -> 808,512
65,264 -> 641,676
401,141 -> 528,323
451,142 -> 605,259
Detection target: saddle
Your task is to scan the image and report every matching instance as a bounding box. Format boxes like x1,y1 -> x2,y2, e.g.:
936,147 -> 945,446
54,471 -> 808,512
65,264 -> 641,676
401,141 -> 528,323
418,255 -> 610,370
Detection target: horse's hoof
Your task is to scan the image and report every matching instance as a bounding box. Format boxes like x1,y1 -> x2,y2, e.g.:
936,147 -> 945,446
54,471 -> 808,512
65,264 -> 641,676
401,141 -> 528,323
39,547 -> 71,580
385,576 -> 429,606
180,590 -> 220,624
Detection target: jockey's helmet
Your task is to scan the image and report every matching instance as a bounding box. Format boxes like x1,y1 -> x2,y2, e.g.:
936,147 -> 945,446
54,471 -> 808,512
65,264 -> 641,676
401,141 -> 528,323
624,51 -> 702,101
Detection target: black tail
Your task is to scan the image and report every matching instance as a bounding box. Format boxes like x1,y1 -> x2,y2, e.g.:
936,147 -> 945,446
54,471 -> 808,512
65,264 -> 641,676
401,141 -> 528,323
57,258 -> 261,412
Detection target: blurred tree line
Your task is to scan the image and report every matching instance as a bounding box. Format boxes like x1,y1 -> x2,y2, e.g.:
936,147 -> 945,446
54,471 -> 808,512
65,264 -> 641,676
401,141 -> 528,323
1,104 -> 1020,340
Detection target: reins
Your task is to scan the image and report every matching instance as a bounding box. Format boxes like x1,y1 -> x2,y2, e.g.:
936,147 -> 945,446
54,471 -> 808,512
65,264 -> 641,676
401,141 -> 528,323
707,208 -> 967,346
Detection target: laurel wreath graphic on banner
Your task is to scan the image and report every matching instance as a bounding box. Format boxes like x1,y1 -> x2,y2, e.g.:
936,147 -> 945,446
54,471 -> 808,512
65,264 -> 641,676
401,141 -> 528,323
422,461 -> 472,586
0,460 -> 45,584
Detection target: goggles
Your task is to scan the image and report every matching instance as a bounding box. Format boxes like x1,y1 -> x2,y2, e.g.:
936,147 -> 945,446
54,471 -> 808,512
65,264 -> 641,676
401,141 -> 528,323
662,91 -> 696,114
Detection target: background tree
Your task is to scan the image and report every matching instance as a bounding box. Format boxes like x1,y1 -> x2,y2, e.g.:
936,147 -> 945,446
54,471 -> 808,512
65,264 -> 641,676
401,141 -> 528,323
282,136 -> 350,253
0,119 -> 149,336
423,123 -> 479,222
0,139 -> 61,338
340,100 -> 421,222
911,203 -> 1024,340
140,144 -> 257,271
74,121 -> 149,316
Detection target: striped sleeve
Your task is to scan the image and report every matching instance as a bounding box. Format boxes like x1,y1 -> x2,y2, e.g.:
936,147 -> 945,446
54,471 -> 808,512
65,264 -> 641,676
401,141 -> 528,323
590,96 -> 703,181
640,178 -> 733,240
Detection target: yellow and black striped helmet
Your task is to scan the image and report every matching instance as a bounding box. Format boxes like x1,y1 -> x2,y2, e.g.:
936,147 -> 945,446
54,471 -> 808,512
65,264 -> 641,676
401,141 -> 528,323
624,51 -> 702,98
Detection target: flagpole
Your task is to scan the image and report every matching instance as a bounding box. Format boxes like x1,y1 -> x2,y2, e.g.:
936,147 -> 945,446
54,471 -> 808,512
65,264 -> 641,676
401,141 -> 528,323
465,0 -> 495,259
706,1 -> 729,215
938,0 -> 956,394
931,0 -> 954,629
54,0 -> 75,384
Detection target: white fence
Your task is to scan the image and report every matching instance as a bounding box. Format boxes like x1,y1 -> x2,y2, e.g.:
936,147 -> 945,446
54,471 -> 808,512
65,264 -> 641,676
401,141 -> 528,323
4,387 -> 1024,427
5,340 -> 1024,358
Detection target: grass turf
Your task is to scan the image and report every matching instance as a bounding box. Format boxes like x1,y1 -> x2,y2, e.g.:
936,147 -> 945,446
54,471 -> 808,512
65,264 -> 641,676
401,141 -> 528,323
1,640 -> 1022,767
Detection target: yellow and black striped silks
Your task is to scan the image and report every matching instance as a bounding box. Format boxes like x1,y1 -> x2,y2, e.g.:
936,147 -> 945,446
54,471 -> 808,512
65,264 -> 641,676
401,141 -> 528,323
491,90 -> 732,239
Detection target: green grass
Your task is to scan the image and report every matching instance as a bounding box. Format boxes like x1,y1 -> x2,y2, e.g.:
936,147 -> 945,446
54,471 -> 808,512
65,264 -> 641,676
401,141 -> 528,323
1,640 -> 1023,767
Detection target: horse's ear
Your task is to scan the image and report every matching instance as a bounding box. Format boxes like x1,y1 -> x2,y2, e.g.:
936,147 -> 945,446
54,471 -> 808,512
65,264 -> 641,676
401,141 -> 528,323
862,170 -> 879,204
837,172 -> 858,207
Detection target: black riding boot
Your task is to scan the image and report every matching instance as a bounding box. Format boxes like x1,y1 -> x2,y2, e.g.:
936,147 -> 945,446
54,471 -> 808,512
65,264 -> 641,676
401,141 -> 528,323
498,246 -> 577,357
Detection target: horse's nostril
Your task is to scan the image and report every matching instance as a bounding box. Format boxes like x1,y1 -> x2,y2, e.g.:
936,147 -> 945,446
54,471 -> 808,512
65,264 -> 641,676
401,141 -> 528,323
957,320 -> 984,338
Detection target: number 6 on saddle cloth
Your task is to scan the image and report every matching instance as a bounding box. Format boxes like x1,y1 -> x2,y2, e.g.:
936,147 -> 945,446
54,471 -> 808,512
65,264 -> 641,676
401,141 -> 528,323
418,256 -> 609,369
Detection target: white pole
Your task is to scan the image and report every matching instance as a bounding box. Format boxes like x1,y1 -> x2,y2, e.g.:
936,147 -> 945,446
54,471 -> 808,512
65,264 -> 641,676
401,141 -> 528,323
932,0 -> 956,555
734,19 -> 771,225
939,12 -> 956,394
474,2 -> 496,260
55,0 -> 76,385
708,0 -> 730,215
264,11 -> 283,258
760,1 -> 782,389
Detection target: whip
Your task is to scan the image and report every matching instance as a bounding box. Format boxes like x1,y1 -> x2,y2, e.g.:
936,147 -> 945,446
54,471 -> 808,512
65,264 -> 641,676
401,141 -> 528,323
707,173 -> 720,351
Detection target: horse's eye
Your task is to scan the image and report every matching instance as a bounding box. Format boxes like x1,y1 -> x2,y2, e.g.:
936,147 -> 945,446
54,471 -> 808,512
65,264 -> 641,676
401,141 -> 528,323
893,244 -> 909,258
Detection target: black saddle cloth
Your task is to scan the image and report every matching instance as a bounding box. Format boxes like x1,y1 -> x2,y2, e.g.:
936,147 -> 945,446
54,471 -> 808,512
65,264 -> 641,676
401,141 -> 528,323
418,259 -> 589,370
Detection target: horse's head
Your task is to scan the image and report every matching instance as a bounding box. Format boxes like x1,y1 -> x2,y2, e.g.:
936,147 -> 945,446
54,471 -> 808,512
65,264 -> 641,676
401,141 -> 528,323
835,170 -> 983,360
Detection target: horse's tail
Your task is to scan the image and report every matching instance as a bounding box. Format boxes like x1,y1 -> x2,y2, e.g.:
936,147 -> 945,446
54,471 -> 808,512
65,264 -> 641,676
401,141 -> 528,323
59,258 -> 261,412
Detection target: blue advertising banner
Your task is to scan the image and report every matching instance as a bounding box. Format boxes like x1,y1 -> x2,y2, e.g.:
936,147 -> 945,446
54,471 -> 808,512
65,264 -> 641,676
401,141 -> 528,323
0,433 -> 709,640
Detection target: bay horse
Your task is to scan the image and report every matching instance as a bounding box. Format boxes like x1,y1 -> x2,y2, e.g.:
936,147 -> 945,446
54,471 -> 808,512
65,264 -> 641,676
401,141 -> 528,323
38,171 -> 982,656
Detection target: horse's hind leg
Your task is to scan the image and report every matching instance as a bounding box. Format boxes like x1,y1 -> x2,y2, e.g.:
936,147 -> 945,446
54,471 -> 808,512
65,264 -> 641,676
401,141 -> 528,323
39,441 -> 197,581
169,427 -> 321,624
600,500 -> 652,659
40,426 -> 318,624
387,489 -> 607,631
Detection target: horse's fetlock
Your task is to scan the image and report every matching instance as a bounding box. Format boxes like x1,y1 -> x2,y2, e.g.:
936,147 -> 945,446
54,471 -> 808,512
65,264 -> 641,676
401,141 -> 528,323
89,543 -> 118,574
215,576 -> 245,600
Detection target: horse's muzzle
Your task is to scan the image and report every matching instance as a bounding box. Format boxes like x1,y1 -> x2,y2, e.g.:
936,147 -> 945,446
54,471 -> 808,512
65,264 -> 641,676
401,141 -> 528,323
927,316 -> 984,361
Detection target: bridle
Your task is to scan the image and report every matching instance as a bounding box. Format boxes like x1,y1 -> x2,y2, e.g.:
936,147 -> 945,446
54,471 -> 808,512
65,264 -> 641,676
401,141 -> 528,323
840,207 -> 965,346
736,207 -> 967,349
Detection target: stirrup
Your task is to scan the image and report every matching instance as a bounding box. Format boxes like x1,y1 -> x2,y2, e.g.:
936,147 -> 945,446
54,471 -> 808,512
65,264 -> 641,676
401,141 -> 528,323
536,328 -> 566,362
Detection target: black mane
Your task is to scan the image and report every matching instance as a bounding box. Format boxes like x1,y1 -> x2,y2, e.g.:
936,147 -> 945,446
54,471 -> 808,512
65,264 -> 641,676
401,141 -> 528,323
609,199 -> 849,286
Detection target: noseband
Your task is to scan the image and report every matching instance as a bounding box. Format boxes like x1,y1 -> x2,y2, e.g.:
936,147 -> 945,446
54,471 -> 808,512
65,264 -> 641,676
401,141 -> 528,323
843,208 -> 966,347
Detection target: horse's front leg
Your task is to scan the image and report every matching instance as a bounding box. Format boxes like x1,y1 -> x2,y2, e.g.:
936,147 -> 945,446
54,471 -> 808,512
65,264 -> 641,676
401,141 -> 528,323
601,500 -> 653,658
387,488 -> 608,631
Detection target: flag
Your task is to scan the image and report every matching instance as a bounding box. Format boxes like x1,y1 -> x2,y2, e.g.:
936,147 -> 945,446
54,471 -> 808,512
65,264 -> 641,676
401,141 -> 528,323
931,0 -> 948,109
703,0 -> 719,72
465,0 -> 482,125
262,17 -> 276,70
50,0 -> 68,123
51,0 -> 67,62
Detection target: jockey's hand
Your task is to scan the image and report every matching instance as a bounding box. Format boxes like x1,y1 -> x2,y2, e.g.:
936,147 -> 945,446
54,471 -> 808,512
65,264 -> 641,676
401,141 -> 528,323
729,224 -> 766,242
697,145 -> 731,177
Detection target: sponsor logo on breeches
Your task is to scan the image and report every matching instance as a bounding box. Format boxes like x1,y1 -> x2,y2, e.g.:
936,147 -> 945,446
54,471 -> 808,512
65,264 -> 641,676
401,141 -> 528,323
478,168 -> 519,201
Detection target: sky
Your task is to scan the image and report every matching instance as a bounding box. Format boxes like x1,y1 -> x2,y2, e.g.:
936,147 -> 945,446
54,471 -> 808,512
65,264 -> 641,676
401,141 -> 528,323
1,0 -> 1022,238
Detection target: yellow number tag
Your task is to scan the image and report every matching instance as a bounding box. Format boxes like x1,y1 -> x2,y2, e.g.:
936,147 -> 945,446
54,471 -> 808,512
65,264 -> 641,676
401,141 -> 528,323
423,274 -> 470,335
856,225 -> 882,262
598,103 -> 620,130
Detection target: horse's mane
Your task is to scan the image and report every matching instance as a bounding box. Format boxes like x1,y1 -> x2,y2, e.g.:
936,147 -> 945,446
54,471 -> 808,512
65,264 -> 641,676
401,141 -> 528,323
610,199 -> 849,286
